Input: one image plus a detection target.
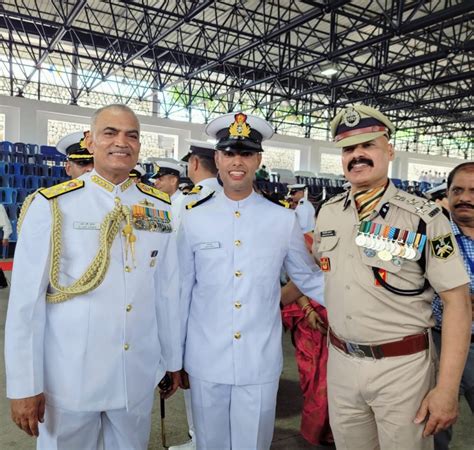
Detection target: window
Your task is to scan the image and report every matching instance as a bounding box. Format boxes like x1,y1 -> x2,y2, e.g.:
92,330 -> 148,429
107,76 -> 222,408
320,153 -> 343,176
262,144 -> 300,171
47,119 -> 88,146
47,120 -> 178,160
140,131 -> 177,159
408,162 -> 452,183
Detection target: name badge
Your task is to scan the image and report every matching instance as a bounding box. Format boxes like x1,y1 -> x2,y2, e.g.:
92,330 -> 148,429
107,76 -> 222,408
73,221 -> 100,230
199,242 -> 221,250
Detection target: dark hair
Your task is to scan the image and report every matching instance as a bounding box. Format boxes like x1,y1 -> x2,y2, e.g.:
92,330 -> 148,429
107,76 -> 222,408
193,154 -> 218,175
447,162 -> 474,189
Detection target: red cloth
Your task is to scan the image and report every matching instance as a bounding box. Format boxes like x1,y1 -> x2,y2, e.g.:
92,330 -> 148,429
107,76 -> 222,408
282,300 -> 333,445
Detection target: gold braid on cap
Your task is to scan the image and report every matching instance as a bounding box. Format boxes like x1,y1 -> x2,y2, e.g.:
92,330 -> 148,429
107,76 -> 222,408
47,197 -> 131,303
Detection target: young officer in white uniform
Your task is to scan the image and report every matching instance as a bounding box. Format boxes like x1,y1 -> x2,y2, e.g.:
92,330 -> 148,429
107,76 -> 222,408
287,184 -> 316,234
5,104 -> 182,450
178,112 -> 325,450
170,140 -> 223,450
150,161 -> 186,230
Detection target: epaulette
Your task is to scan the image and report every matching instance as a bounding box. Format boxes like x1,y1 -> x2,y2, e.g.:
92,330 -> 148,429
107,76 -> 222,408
136,183 -> 171,205
261,192 -> 290,208
187,185 -> 203,196
321,192 -> 346,207
186,191 -> 215,210
39,179 -> 84,200
389,191 -> 441,223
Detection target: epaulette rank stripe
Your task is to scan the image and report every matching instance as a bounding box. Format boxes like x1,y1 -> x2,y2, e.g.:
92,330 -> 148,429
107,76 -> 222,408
39,179 -> 84,200
187,185 -> 203,195
136,183 -> 171,205
389,193 -> 440,223
186,191 -> 214,210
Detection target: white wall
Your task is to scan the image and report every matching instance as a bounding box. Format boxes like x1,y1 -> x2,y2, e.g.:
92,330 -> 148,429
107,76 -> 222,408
0,95 -> 465,180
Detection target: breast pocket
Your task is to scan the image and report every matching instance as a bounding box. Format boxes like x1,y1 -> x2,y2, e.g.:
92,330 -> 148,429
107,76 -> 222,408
193,244 -> 228,285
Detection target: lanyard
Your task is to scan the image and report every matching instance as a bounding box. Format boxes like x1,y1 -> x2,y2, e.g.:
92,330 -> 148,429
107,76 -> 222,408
455,234 -> 474,275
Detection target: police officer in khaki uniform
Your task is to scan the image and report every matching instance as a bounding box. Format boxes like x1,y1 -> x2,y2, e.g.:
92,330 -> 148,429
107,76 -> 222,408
282,104 -> 471,450
315,105 -> 471,449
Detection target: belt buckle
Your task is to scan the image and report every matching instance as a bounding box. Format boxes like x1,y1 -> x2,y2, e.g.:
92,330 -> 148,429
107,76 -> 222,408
346,342 -> 366,358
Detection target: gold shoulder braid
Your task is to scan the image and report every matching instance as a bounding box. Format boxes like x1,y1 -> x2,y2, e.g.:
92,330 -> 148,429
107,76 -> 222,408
17,189 -> 43,235
47,197 -> 132,304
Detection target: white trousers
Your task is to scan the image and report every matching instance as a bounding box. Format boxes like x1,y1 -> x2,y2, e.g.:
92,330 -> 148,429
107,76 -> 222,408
189,376 -> 279,450
37,394 -> 154,450
184,388 -> 195,435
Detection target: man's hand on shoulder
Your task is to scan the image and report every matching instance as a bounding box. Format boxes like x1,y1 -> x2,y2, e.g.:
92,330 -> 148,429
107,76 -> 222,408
414,386 -> 459,437
10,393 -> 45,437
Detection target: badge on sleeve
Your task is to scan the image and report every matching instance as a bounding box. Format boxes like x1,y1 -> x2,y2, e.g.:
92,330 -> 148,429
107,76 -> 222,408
374,269 -> 387,286
430,234 -> 455,259
320,257 -> 331,272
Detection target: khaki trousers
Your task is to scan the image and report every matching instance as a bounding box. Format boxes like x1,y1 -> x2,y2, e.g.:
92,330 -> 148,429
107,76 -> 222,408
327,343 -> 436,450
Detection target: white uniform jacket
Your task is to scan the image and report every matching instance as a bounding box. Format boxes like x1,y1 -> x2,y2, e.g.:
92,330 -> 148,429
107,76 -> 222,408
5,171 -> 181,411
178,191 -> 324,385
171,189 -> 185,231
295,198 -> 316,233
0,203 -> 12,239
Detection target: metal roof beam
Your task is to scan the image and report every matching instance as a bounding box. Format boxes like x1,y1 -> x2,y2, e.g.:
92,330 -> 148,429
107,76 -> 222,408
185,2 -> 351,80
18,0 -> 87,93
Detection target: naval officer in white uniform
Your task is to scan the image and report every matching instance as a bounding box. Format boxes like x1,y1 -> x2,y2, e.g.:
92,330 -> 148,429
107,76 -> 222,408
169,140 -> 223,450
182,140 -> 223,198
178,112 -> 325,450
287,184 -> 316,234
150,161 -> 186,230
5,104 -> 182,450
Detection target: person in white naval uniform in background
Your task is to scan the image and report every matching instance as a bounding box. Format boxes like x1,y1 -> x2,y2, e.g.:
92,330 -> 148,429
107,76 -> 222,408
56,130 -> 95,179
5,104 -> 182,450
169,140 -> 223,450
287,184 -> 316,235
0,202 -> 12,287
178,112 -> 325,450
150,161 -> 186,230
182,139 -> 223,198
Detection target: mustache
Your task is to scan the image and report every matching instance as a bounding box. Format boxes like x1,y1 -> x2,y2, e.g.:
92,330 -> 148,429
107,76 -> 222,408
454,203 -> 473,209
348,157 -> 374,171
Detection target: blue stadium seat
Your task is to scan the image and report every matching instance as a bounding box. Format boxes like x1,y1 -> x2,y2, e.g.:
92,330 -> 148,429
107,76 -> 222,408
391,178 -> 402,188
12,162 -> 25,176
26,143 -> 39,155
8,219 -> 18,247
24,164 -> 36,176
0,161 -> 13,175
25,175 -> 41,190
0,187 -> 17,204
13,175 -> 26,188
32,154 -> 45,165
14,142 -> 27,154
5,203 -> 17,220
16,189 -> 29,203
38,165 -> 52,177
1,174 -> 14,187
0,141 -> 13,153
51,166 -> 66,178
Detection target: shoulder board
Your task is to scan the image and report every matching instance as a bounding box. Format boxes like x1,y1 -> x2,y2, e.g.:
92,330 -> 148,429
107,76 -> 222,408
187,185 -> 203,196
186,191 -> 215,210
299,200 -> 304,205
321,192 -> 346,207
261,191 -> 290,208
39,179 -> 84,200
136,183 -> 171,205
389,191 -> 441,223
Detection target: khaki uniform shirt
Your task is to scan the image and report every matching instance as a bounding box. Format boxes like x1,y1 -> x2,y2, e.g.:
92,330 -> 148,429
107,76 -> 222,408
313,182 -> 469,344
